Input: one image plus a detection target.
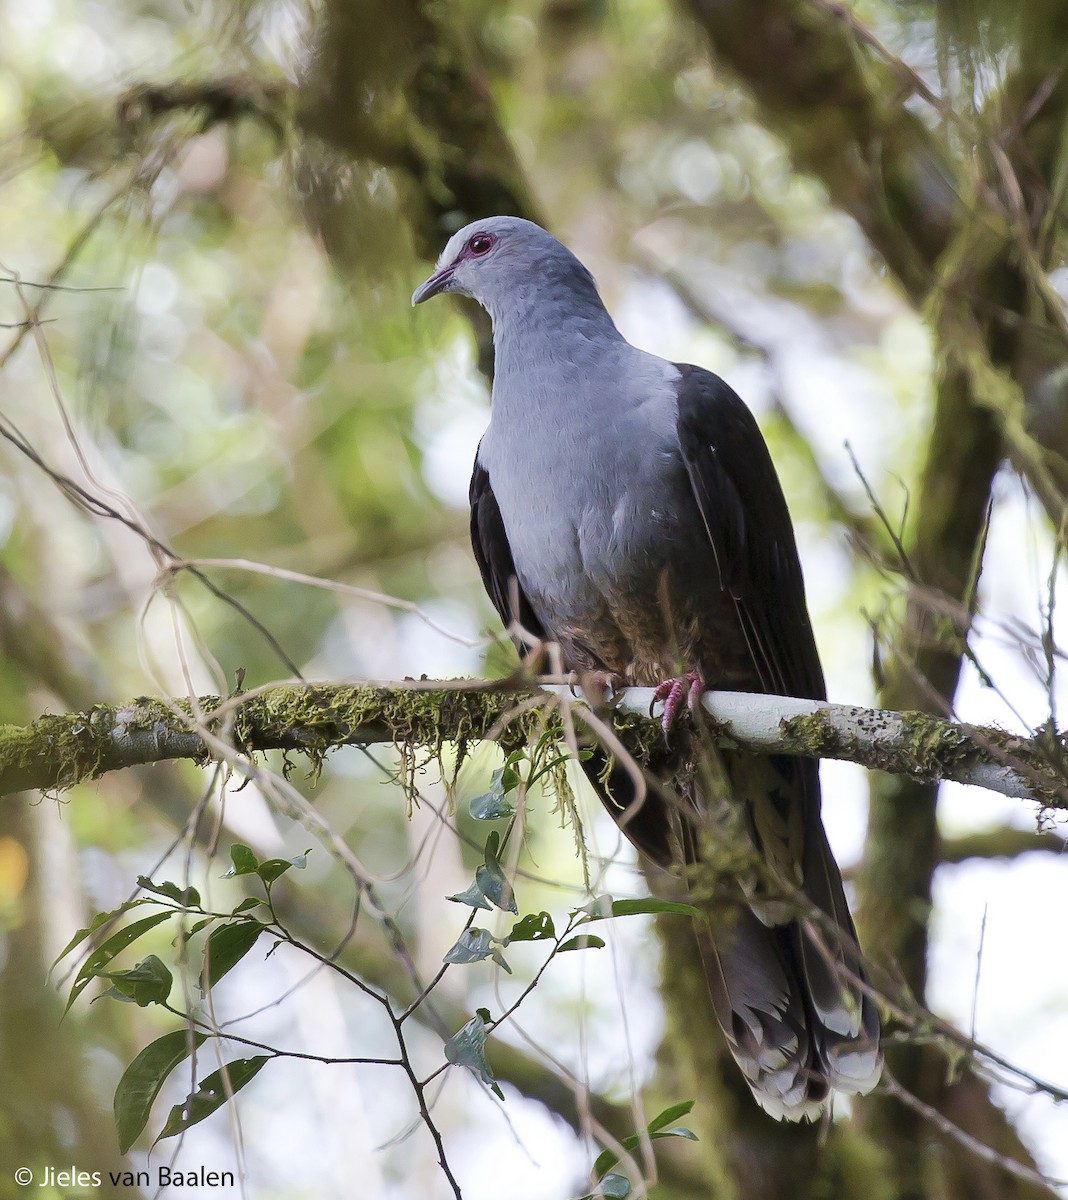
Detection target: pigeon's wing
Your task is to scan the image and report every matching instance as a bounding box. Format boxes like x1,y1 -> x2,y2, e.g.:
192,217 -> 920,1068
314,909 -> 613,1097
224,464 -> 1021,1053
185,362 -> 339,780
674,363 -> 880,1103
469,446 -> 545,646
674,363 -> 826,703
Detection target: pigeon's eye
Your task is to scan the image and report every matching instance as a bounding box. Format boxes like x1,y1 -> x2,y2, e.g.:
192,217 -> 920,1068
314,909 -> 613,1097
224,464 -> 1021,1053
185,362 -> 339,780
468,234 -> 494,256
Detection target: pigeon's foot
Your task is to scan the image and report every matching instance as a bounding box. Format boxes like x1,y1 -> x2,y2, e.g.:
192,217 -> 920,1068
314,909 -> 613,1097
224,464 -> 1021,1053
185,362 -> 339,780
651,671 -> 703,735
571,669 -> 625,703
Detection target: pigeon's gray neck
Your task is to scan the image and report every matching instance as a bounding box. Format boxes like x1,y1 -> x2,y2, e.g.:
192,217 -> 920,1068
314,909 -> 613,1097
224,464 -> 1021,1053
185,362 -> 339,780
484,259 -> 630,423
485,258 -> 622,354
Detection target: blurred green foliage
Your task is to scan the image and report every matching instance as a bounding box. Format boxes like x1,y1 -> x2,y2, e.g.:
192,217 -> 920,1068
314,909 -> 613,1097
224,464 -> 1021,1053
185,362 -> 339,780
1,0 -> 1064,1196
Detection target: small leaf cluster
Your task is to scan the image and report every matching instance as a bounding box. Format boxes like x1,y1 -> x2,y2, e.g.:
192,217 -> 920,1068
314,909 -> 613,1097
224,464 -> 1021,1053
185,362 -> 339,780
438,754 -> 698,1109
55,844 -> 308,1153
53,749 -> 705,1195
576,1101 -> 698,1199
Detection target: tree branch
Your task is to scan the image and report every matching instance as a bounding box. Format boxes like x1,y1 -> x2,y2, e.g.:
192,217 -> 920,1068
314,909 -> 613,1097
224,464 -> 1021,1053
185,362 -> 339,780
681,0 -> 958,302
940,825 -> 1067,863
2,680 -> 1065,803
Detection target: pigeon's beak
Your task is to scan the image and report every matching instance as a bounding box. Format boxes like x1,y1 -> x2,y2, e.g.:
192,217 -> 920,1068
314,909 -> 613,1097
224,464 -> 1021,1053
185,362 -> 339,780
411,266 -> 455,306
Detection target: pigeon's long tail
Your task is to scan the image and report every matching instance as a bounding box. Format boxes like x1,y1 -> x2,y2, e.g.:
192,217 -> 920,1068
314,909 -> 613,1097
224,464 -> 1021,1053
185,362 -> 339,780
693,794 -> 882,1121
582,744 -> 881,1121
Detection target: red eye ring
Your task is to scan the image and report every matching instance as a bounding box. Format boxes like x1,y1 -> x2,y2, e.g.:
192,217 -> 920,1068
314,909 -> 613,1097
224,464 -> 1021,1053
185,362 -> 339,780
467,233 -> 494,256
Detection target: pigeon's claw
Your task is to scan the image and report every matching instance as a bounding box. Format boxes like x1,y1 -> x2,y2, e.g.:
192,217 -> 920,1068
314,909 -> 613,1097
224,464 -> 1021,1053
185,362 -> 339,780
571,669 -> 625,703
651,671 -> 703,736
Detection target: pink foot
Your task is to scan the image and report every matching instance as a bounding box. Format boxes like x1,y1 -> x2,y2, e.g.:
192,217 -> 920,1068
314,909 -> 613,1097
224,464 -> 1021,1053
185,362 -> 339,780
651,671 -> 703,735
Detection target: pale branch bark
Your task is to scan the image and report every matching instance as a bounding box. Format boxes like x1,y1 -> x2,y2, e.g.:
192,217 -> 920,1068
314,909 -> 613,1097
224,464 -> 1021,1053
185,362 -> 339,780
648,689 -> 1060,801
1,679 -> 1064,803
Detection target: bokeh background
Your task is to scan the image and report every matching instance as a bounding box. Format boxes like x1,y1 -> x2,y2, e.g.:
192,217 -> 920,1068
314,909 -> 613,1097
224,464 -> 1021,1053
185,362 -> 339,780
2,0 -> 1068,1197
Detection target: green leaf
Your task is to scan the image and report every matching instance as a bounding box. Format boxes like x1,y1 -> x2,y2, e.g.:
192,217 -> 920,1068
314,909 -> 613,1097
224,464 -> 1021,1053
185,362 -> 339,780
155,1056 -> 270,1144
224,844 -> 259,877
257,849 -> 310,885
659,1126 -> 697,1141
597,1175 -> 631,1198
444,1010 -> 503,1099
592,1143 -> 622,1184
611,898 -> 699,919
573,894 -> 614,922
101,987 -> 139,1005
558,934 -> 606,953
577,897 -> 698,924
447,880 -> 492,911
200,921 -> 263,992
592,1101 -> 699,1178
182,918 -> 213,939
469,788 -> 515,821
527,752 -> 573,785
136,877 -> 201,908
256,859 -> 292,884
646,1099 -> 695,1134
51,900 -> 154,969
65,911 -> 175,1014
231,897 -> 264,915
443,928 -> 495,964
99,955 -> 172,1007
505,912 -> 555,943
577,1174 -> 633,1200
447,833 -> 517,913
477,833 -> 516,913
469,766 -> 519,820
442,928 -> 511,974
114,1029 -> 207,1154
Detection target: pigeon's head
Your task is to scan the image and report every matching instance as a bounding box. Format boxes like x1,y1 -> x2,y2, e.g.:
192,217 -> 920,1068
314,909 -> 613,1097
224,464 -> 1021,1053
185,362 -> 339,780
411,216 -> 595,315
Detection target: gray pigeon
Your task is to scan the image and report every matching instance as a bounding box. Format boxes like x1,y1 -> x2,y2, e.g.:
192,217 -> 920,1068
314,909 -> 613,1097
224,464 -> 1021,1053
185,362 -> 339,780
413,216 -> 881,1119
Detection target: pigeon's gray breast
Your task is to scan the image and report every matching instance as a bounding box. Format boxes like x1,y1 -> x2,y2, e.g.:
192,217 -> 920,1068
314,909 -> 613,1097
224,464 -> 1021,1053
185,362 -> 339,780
478,344 -> 706,675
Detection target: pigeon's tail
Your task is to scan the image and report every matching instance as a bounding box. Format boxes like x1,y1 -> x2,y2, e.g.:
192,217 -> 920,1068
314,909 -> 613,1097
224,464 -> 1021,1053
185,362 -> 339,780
582,745 -> 881,1121
693,827 -> 882,1121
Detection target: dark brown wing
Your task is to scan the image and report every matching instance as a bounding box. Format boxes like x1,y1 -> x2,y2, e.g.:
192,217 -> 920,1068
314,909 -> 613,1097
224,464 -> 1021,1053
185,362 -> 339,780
674,364 -> 880,1105
674,363 -> 825,703
469,447 -> 545,646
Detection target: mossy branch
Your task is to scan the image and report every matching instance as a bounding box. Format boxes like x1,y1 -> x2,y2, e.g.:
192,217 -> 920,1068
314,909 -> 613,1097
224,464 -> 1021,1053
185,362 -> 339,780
1,679 -> 1064,804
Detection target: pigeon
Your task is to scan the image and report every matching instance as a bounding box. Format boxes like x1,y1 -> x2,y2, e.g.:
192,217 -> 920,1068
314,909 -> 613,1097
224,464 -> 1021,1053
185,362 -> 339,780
413,216 -> 881,1119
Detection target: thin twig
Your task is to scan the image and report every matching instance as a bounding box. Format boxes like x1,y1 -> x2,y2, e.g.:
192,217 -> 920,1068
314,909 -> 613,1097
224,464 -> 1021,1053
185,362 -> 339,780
882,1068 -> 1068,1192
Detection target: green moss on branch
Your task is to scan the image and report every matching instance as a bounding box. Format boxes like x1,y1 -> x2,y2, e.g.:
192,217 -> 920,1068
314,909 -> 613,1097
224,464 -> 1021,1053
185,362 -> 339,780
3,682 -> 1066,804
0,683 -> 551,798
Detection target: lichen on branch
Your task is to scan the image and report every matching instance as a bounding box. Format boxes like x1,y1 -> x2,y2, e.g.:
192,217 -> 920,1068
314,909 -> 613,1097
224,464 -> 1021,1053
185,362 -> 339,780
1,681 -> 1064,807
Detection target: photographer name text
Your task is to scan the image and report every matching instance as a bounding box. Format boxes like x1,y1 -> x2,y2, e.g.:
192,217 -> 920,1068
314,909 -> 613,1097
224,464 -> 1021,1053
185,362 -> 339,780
15,1165 -> 236,1189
